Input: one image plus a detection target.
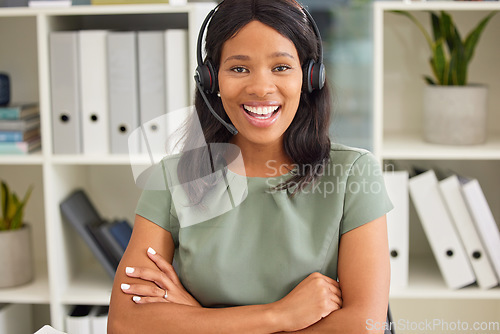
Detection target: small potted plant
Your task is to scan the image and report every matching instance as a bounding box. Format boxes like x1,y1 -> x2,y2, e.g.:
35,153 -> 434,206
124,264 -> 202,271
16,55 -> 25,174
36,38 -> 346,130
0,180 -> 34,288
392,10 -> 496,145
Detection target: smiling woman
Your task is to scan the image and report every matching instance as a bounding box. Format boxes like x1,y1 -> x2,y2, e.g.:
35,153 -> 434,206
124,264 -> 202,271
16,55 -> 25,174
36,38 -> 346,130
107,1 -> 393,333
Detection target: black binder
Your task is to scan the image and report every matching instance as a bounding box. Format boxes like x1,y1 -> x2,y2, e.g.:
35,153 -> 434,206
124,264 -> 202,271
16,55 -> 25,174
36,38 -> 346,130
59,189 -> 117,278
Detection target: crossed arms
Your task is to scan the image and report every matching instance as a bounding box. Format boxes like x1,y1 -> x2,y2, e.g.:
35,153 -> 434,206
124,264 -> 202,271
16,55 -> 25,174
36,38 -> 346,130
107,214 -> 390,333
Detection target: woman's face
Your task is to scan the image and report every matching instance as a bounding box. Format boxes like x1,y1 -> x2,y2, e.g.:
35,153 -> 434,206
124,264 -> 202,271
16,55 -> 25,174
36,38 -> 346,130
218,20 -> 302,149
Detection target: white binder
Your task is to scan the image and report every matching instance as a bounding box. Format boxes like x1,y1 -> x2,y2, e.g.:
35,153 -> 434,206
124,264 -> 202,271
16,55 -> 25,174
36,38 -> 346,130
383,171 -> 409,289
439,175 -> 498,289
165,29 -> 189,114
89,305 -> 108,334
409,170 -> 476,289
0,303 -> 33,334
164,29 -> 189,155
461,178 -> 500,281
66,305 -> 91,334
79,30 -> 110,155
107,31 -> 140,154
49,32 -> 81,154
138,31 -> 167,155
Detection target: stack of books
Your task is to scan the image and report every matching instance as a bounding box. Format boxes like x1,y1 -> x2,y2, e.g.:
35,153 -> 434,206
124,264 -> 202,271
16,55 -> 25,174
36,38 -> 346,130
0,103 -> 41,154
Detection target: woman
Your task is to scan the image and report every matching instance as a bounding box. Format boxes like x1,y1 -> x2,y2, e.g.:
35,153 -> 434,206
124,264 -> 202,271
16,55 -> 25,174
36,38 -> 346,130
108,0 -> 392,333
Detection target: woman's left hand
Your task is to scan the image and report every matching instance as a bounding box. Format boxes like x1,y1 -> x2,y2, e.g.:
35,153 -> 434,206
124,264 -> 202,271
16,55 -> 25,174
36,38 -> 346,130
120,247 -> 202,307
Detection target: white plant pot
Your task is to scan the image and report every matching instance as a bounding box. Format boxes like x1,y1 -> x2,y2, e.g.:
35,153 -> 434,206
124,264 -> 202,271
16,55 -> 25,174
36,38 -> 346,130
423,85 -> 488,145
0,224 -> 34,288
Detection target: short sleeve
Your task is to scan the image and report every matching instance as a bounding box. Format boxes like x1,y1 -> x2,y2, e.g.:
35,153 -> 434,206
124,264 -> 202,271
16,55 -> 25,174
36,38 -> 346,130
135,161 -> 178,245
341,152 -> 393,234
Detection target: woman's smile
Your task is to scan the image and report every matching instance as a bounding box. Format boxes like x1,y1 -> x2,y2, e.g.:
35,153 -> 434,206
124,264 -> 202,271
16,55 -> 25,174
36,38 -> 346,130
243,104 -> 280,119
241,103 -> 281,127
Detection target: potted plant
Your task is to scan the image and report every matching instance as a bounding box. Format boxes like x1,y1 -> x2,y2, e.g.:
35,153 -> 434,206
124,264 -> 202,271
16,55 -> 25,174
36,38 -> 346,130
392,10 -> 496,145
0,180 -> 34,288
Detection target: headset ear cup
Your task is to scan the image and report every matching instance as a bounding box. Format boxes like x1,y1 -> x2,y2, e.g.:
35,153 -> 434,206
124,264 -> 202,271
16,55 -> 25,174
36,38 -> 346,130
196,61 -> 218,94
206,61 -> 218,94
303,60 -> 325,93
196,65 -> 211,93
303,60 -> 314,94
312,62 -> 325,91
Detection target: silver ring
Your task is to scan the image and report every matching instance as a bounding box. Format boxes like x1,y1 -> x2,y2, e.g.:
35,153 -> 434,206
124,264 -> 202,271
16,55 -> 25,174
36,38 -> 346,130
164,290 -> 168,299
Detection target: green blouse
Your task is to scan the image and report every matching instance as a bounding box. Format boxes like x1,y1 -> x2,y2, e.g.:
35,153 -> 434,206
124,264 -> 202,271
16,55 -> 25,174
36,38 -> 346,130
135,143 -> 393,307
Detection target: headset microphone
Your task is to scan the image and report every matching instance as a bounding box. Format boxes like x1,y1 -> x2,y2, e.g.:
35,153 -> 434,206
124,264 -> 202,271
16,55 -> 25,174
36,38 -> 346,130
195,73 -> 238,135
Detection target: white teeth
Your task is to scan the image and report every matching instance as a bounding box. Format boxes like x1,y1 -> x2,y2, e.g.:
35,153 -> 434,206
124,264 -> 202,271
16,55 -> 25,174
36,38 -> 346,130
243,105 -> 279,115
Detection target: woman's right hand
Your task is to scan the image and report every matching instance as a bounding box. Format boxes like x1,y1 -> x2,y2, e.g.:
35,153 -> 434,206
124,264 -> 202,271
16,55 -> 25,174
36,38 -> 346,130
272,272 -> 343,332
120,247 -> 201,308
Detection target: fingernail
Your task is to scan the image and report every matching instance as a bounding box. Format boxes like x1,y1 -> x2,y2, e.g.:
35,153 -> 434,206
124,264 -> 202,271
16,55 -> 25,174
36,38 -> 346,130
147,247 -> 156,255
121,283 -> 130,290
125,267 -> 134,274
133,296 -> 141,302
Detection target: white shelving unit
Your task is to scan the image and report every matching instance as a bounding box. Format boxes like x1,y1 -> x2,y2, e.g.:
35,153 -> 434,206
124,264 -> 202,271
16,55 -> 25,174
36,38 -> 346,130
374,1 -> 500,325
0,3 -> 213,331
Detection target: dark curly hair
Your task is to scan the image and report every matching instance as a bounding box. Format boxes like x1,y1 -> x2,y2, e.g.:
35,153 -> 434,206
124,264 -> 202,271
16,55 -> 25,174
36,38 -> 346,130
178,0 -> 332,204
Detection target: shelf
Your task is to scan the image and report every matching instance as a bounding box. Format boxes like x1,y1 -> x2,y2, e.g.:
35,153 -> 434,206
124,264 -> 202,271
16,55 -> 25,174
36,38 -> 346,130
0,4 -> 192,17
382,133 -> 500,160
0,264 -> 50,304
62,264 -> 113,305
375,1 -> 500,11
48,154 -> 167,167
49,153 -> 170,166
0,7 -> 37,17
0,152 -> 44,165
50,154 -> 133,165
0,153 -> 159,166
390,257 -> 500,300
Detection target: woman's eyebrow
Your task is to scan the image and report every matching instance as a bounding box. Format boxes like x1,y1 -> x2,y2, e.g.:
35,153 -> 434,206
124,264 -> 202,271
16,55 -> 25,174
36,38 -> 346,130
270,51 -> 295,60
223,55 -> 250,63
223,52 -> 295,64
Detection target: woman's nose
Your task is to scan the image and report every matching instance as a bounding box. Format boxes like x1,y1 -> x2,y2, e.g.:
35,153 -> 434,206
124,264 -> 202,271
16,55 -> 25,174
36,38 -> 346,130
244,70 -> 277,97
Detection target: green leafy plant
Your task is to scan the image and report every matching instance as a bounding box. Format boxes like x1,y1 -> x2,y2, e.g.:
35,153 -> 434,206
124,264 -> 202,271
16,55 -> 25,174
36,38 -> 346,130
392,10 -> 496,86
0,180 -> 33,231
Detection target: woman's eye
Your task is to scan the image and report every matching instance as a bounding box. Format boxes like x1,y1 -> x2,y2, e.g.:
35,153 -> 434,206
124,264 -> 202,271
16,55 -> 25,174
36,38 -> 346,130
231,67 -> 248,73
273,65 -> 291,72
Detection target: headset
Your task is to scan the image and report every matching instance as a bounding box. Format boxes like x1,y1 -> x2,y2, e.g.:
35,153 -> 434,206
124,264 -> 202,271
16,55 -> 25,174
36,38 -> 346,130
194,0 -> 326,135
